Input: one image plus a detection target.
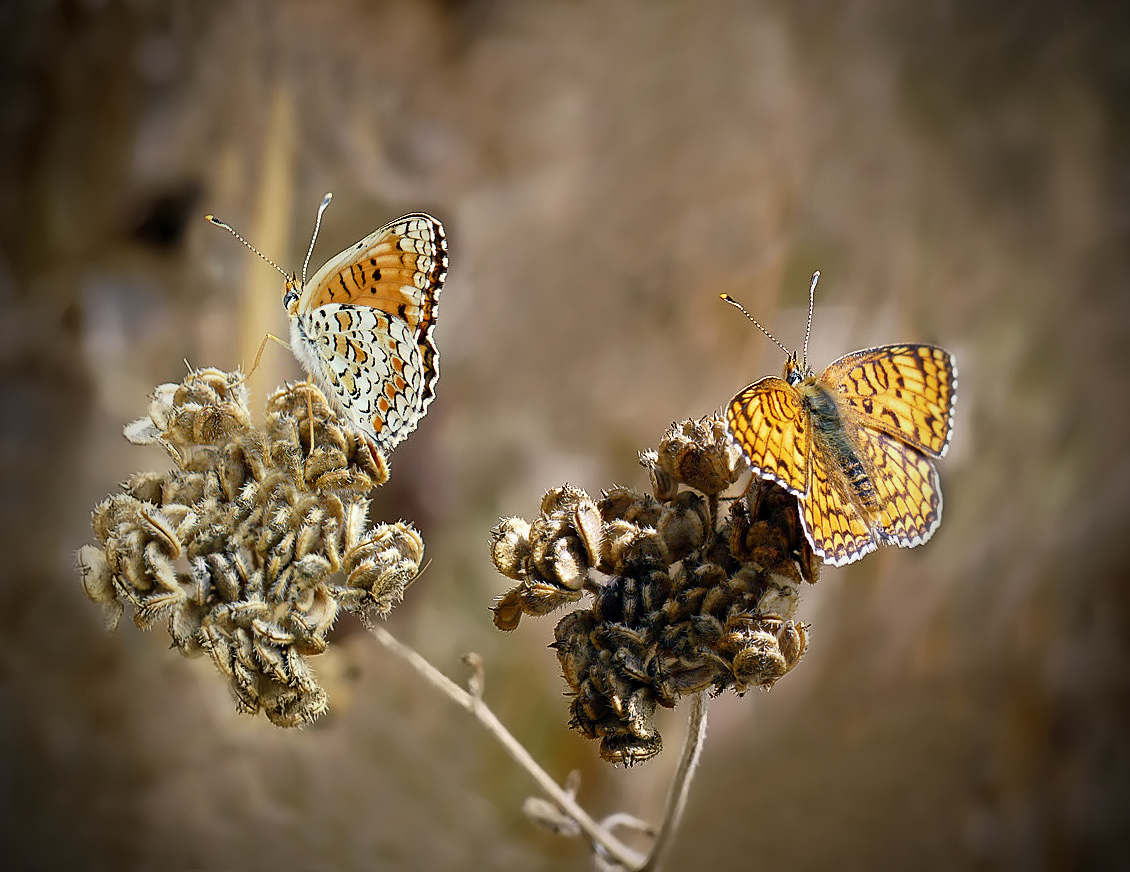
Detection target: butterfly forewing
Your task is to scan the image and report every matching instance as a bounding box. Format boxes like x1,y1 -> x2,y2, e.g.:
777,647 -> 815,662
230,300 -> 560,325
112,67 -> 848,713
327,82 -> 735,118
301,214 -> 446,321
820,344 -> 955,458
725,376 -> 810,497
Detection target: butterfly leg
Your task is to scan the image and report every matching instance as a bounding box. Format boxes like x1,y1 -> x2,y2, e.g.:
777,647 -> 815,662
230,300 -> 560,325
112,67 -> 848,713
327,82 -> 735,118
305,385 -> 315,455
237,332 -> 292,386
236,333 -> 316,457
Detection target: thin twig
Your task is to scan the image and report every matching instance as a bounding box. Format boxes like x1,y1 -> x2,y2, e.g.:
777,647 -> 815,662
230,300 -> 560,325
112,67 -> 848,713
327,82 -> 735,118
364,621 -> 646,870
640,693 -> 708,871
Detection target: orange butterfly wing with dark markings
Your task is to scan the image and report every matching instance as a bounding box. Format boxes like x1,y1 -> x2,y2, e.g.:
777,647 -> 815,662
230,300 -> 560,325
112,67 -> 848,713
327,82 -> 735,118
820,344 -> 956,458
798,432 -> 877,565
725,376 -> 809,498
853,426 -> 943,548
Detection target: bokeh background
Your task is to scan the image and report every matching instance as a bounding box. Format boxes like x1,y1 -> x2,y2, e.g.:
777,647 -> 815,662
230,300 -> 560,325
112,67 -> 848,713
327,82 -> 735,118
3,1 -> 1128,869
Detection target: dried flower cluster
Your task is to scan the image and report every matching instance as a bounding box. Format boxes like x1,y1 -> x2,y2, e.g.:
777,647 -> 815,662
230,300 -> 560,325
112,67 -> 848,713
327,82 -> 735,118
77,368 -> 424,726
490,415 -> 816,765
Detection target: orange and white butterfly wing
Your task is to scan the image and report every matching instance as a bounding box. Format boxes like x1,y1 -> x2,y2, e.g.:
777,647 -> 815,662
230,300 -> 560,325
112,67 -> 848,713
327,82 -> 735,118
291,213 -> 445,454
291,305 -> 429,453
725,376 -> 810,497
292,213 -> 447,454
820,344 -> 956,458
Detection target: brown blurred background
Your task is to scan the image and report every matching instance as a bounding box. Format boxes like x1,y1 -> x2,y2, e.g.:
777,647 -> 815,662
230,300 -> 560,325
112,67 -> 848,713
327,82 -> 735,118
3,1 -> 1128,869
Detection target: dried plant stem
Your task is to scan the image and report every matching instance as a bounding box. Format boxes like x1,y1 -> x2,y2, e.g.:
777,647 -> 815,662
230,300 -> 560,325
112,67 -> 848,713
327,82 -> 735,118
364,622 -> 646,869
640,693 -> 708,871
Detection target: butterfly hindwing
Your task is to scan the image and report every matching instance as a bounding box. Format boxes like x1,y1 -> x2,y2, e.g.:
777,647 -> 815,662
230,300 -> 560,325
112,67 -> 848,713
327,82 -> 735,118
854,426 -> 943,548
799,433 -> 877,566
296,304 -> 428,453
820,344 -> 955,458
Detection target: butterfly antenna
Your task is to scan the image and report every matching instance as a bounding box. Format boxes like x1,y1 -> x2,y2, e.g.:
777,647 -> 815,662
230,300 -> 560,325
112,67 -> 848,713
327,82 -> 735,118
802,270 -> 820,371
204,213 -> 290,280
719,293 -> 791,357
302,192 -> 333,286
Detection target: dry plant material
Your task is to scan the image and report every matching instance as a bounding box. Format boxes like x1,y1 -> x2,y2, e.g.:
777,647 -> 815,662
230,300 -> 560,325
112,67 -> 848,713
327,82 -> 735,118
490,415 -> 816,766
77,367 -> 423,726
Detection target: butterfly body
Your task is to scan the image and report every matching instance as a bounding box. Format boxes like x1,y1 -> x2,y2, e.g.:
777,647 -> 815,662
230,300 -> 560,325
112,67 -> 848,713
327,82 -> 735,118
726,343 -> 956,566
284,212 -> 447,456
793,372 -> 882,519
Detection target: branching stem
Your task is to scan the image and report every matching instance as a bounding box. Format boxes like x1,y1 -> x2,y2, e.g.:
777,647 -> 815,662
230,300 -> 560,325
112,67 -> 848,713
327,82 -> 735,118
365,621 -> 647,869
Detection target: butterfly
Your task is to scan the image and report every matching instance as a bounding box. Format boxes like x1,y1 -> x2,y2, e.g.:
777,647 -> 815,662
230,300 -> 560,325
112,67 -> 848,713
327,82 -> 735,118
721,273 -> 956,566
208,194 -> 447,456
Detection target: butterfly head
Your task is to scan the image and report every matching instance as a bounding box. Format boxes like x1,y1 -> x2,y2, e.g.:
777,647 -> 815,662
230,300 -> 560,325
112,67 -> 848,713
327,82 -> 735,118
205,193 -> 333,320
783,352 -> 812,385
283,277 -> 302,315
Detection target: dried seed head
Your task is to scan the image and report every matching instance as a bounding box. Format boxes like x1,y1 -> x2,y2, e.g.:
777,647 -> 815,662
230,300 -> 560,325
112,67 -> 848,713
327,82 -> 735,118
639,448 -> 678,503
490,417 -> 815,764
78,368 -> 424,727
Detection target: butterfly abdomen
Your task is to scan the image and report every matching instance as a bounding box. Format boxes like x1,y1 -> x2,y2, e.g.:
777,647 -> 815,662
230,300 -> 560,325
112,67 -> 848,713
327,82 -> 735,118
803,381 -> 879,511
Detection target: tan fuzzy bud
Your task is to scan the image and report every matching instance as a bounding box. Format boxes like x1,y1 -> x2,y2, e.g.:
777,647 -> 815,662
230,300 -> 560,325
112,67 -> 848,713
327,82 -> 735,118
656,491 -> 709,561
571,499 -> 604,567
639,448 -> 678,502
779,621 -> 809,669
599,486 -> 662,528
604,521 -> 668,573
491,589 -> 525,631
124,471 -> 166,504
516,578 -> 583,616
656,415 -> 743,496
600,731 -> 663,767
489,517 -> 532,580
540,484 -> 592,515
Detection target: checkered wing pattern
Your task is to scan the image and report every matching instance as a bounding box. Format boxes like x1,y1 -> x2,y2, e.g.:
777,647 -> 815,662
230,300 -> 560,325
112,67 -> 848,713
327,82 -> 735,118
799,432 -> 877,566
820,344 -> 956,458
856,426 -> 943,549
725,376 -> 810,498
293,213 -> 447,454
725,342 -> 956,567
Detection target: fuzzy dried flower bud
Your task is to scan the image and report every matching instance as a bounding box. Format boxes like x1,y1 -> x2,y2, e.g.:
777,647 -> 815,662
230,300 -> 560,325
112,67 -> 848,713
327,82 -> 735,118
654,414 -> 744,496
490,517 -> 532,580
78,368 -> 423,727
656,491 -> 709,561
489,487 -> 604,629
639,449 -> 678,503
